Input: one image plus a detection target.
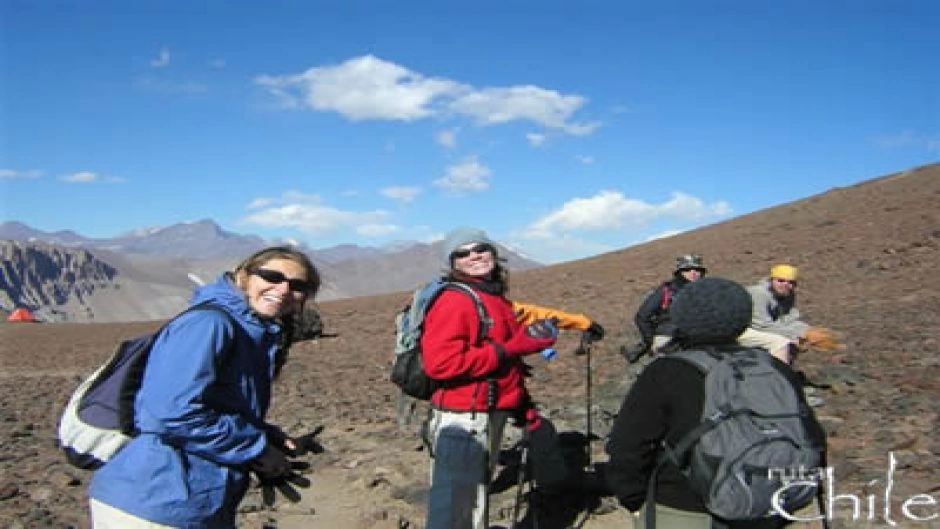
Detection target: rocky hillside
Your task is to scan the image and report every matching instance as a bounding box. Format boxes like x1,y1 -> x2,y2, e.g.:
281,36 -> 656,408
0,222 -> 540,322
0,241 -> 118,320
0,163 -> 937,529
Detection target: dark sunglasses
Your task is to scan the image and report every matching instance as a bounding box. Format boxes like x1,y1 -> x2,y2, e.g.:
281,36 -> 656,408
450,243 -> 494,259
249,268 -> 314,293
772,278 -> 797,286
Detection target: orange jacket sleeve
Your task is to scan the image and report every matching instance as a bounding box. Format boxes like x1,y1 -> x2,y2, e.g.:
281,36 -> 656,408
511,301 -> 592,331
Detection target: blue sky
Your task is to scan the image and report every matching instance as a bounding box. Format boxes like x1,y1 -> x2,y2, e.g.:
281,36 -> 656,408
2,1 -> 938,264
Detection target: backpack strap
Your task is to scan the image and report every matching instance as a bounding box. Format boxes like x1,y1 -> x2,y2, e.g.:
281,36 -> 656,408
118,303 -> 236,435
440,282 -> 493,345
660,282 -> 673,311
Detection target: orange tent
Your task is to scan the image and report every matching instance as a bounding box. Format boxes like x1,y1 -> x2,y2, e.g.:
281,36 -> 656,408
7,308 -> 38,323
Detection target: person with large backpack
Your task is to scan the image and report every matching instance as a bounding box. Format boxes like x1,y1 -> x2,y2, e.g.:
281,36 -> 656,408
622,254 -> 707,363
421,227 -> 558,529
87,246 -> 321,529
605,277 -> 827,529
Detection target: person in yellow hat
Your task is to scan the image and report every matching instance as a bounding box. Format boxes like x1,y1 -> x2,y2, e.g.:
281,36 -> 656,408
738,264 -> 841,364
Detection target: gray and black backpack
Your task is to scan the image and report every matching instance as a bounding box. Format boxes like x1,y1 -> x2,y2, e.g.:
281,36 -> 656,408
647,347 -> 825,526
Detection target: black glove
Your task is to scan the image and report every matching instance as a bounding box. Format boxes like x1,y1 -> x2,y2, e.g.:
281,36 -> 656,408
259,470 -> 311,506
248,445 -> 292,480
584,321 -> 605,342
249,446 -> 311,506
265,424 -> 326,457
620,341 -> 649,364
289,425 -> 326,457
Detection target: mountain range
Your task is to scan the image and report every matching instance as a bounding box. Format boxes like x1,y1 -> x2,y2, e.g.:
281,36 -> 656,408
2,162 -> 937,528
0,219 -> 541,322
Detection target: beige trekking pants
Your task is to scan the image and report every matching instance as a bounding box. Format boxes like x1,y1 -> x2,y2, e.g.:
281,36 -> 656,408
737,328 -> 795,363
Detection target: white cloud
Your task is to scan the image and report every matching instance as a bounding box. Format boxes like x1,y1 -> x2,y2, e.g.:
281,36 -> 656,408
436,128 -> 458,148
247,197 -> 274,209
150,47 -> 170,68
255,55 -> 464,120
60,171 -> 126,184
644,229 -> 683,242
526,133 -> 546,147
255,55 -> 595,135
575,154 -> 595,165
523,190 -> 732,239
449,85 -> 586,130
0,169 -> 42,180
240,191 -> 392,237
659,192 -> 733,220
564,122 -> 602,135
209,58 -> 226,69
433,157 -> 491,194
381,186 -> 422,204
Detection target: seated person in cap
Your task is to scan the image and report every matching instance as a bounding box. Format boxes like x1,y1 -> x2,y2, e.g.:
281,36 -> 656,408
622,254 -> 707,363
738,264 -> 842,365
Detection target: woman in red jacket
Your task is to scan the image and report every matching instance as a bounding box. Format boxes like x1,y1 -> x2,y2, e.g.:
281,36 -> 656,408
421,227 -> 558,529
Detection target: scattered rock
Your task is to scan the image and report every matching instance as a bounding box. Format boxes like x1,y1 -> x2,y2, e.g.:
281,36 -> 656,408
0,484 -> 18,501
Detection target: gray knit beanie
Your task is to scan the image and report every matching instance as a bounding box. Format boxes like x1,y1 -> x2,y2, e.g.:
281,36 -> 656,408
441,227 -> 495,267
670,277 -> 752,345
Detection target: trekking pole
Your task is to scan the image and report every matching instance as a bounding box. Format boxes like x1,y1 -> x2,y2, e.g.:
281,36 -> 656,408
482,378 -> 497,529
509,431 -> 529,529
575,333 -> 593,466
574,333 -> 594,528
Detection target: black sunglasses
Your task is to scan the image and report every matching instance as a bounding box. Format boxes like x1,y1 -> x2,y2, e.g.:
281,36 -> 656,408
451,243 -> 495,259
249,268 -> 314,293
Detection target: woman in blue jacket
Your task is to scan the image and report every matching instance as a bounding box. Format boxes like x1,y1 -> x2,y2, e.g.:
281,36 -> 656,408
89,246 -> 320,529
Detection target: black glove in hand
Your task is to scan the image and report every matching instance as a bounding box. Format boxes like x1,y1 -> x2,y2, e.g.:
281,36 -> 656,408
584,321 -> 605,342
259,470 -> 311,506
265,424 -> 326,457
248,445 -> 292,480
289,425 -> 326,457
263,425 -> 292,453
250,445 -> 312,506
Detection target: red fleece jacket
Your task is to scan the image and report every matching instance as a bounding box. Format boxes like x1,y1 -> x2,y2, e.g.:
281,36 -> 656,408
420,285 -> 529,412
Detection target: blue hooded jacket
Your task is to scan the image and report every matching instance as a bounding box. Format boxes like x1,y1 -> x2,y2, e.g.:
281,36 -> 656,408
89,274 -> 282,528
